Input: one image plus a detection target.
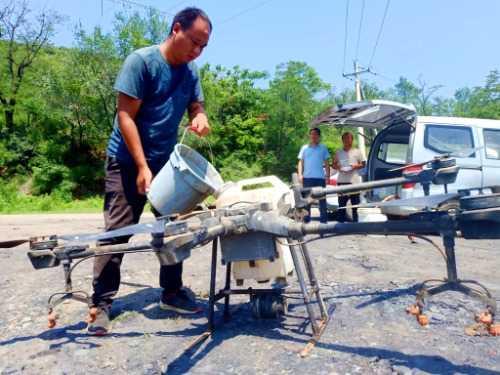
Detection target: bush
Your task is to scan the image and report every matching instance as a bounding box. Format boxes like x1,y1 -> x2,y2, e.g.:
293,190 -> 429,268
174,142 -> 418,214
31,157 -> 75,197
219,155 -> 263,182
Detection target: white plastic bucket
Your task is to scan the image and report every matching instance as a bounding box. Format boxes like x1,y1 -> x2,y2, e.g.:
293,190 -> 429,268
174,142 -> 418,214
147,144 -> 224,215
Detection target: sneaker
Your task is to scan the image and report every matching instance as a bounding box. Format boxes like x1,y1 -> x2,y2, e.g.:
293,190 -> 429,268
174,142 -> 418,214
87,305 -> 111,336
159,289 -> 202,314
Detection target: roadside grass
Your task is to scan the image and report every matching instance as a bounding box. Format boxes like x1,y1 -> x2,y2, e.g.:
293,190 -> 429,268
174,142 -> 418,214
0,178 -> 103,214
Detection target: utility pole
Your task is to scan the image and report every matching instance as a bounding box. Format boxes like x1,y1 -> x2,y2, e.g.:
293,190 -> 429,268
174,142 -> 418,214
343,60 -> 371,159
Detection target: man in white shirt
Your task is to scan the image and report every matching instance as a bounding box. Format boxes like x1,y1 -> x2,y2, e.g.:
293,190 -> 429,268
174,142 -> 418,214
333,131 -> 366,222
297,127 -> 330,223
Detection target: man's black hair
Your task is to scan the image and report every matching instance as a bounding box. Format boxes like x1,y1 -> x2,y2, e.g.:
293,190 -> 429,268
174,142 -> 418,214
169,7 -> 212,35
310,127 -> 321,136
342,131 -> 353,140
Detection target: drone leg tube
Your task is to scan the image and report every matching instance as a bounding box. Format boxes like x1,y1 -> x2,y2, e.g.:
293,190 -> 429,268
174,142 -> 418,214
287,239 -> 333,357
299,241 -> 327,320
288,240 -> 320,335
442,232 -> 458,282
184,237 -> 219,352
208,237 -> 218,332
224,262 -> 232,321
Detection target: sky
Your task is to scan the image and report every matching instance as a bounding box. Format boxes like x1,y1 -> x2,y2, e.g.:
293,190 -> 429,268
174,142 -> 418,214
28,0 -> 500,97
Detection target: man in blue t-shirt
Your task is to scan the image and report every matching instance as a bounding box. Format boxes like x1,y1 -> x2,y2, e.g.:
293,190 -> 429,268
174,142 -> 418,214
88,7 -> 212,335
297,128 -> 330,223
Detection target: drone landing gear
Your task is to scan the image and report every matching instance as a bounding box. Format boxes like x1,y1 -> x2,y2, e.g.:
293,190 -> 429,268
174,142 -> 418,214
46,259 -> 91,328
406,232 -> 498,335
186,237 -> 334,357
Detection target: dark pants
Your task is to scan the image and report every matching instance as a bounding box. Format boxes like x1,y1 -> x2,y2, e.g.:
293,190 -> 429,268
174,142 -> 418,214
337,182 -> 360,223
91,158 -> 182,307
303,178 -> 328,224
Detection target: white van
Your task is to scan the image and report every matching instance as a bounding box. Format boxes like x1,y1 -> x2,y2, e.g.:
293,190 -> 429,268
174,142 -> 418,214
313,100 -> 500,206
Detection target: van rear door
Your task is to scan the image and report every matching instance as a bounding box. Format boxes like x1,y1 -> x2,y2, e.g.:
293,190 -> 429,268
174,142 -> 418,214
312,100 -> 417,129
311,100 -> 417,200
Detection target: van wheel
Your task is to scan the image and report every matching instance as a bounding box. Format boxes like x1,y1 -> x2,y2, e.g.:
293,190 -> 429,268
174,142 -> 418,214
438,200 -> 460,215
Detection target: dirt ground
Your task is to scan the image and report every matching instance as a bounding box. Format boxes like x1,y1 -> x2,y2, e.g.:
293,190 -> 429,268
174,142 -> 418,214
0,213 -> 499,374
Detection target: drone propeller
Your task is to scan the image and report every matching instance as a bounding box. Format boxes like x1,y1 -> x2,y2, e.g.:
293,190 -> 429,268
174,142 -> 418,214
0,220 -> 167,249
360,193 -> 460,210
389,160 -> 429,173
0,239 -> 30,249
389,146 -> 483,173
60,220 -> 167,243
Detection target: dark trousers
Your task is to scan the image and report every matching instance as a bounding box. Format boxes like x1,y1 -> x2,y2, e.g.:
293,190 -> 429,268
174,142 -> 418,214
303,178 -> 328,224
91,158 -> 182,307
337,182 -> 360,223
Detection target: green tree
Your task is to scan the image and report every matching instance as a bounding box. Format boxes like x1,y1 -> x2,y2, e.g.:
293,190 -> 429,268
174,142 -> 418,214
454,70 -> 500,119
0,0 -> 61,131
263,61 -> 330,178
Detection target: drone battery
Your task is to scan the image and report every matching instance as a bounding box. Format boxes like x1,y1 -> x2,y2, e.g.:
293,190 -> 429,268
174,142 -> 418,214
221,232 -> 277,263
220,233 -> 294,283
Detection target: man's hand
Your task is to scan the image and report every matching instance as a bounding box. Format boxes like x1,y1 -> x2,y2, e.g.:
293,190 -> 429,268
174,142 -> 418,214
136,165 -> 153,195
189,112 -> 210,137
351,162 -> 365,170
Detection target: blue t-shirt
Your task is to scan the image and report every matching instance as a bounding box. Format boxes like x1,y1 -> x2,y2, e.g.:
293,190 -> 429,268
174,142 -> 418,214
298,143 -> 330,179
107,45 -> 204,167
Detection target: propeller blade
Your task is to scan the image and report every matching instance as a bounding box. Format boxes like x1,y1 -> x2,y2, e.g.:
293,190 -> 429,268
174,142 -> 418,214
0,239 -> 29,248
59,220 -> 165,243
357,193 -> 459,210
389,146 -> 484,173
389,160 -> 431,172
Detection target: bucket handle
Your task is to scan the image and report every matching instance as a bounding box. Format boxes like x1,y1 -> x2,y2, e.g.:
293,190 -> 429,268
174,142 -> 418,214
179,126 -> 216,167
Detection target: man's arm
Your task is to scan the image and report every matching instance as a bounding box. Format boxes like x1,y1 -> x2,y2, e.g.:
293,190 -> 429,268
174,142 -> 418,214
324,160 -> 330,184
332,152 -> 340,170
297,159 -> 304,183
188,101 -> 210,137
116,92 -> 152,195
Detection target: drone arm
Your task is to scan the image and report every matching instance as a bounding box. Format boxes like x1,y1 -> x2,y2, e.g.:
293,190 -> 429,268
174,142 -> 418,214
295,168 -> 436,204
309,176 -> 408,199
299,219 -> 441,237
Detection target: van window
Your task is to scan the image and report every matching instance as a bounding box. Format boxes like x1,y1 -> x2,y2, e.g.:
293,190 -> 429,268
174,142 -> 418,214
483,129 -> 500,160
377,142 -> 408,164
424,124 -> 475,156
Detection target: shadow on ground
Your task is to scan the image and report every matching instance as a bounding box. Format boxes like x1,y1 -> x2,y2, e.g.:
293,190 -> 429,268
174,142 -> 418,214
1,285 -> 498,375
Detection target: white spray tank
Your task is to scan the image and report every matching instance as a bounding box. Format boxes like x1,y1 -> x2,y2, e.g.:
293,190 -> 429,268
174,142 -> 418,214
215,176 -> 294,285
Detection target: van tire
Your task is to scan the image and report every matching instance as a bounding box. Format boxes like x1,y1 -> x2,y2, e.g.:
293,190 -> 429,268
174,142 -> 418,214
459,194 -> 500,211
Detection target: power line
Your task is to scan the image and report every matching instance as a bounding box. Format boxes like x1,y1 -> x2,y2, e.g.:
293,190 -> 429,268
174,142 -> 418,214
354,0 -> 365,61
165,0 -> 188,13
368,0 -> 391,67
103,0 -> 173,16
342,0 -> 350,74
370,68 -> 396,83
219,0 -> 275,26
